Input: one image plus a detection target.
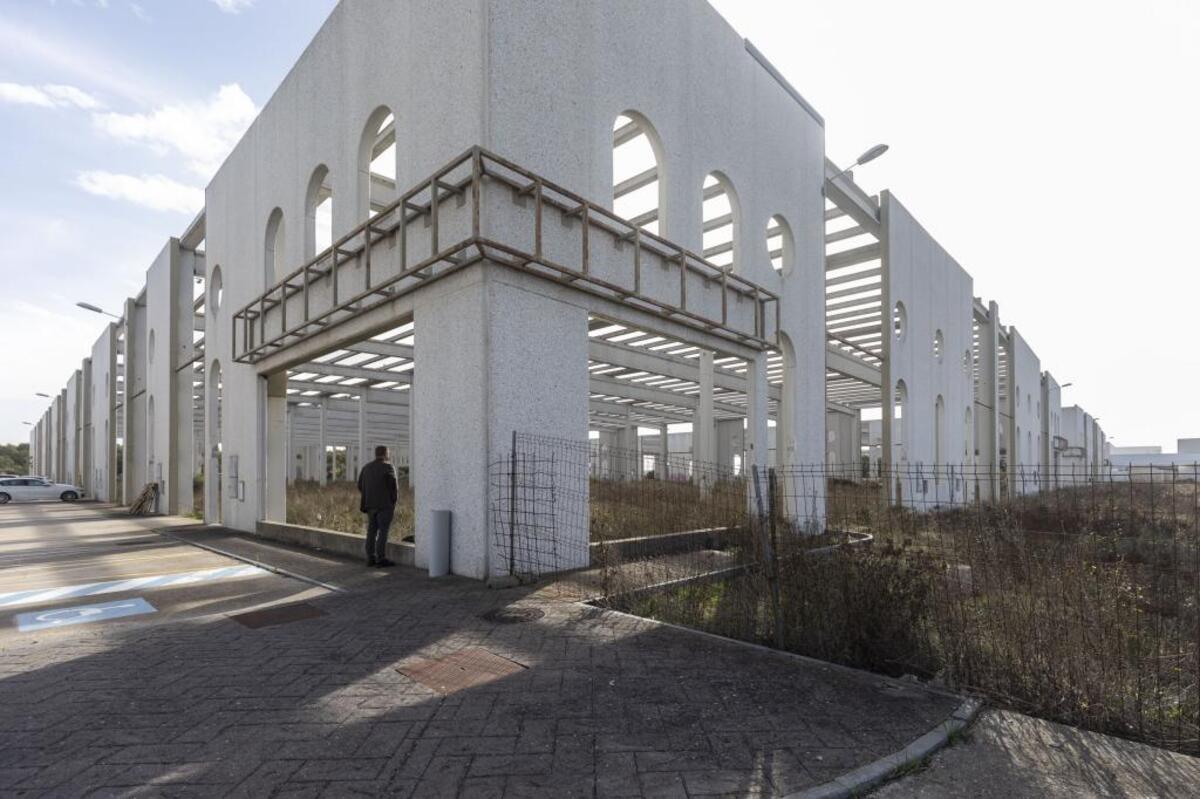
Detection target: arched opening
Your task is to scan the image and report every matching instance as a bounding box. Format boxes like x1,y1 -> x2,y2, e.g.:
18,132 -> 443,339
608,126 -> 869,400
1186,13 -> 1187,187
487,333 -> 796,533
933,329 -> 943,363
359,106 -> 396,219
210,265 -> 223,316
702,172 -> 738,270
305,164 -> 333,259
934,394 -> 945,469
893,379 -> 908,464
767,214 -> 794,276
893,302 -> 907,342
264,208 -> 285,286
612,112 -> 664,234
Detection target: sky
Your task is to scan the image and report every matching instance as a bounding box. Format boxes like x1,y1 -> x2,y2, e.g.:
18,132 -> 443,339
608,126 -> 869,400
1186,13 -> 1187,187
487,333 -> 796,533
1,0 -> 1197,452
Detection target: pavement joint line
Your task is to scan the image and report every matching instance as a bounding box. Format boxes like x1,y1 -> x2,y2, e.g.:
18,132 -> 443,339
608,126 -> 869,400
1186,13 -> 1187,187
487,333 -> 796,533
154,527 -> 347,594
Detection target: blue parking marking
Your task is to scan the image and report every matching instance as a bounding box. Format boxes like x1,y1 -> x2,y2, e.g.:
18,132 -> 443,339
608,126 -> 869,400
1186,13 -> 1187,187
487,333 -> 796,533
15,598 -> 157,632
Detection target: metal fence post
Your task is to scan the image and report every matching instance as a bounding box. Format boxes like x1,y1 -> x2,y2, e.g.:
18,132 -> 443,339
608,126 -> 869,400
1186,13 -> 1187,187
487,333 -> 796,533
509,430 -> 517,577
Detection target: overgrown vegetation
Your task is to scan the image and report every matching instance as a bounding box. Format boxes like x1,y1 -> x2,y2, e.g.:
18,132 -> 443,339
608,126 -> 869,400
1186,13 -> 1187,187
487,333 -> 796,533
589,476 -> 747,541
286,480 -> 414,540
0,443 -> 30,475
604,476 -> 1200,755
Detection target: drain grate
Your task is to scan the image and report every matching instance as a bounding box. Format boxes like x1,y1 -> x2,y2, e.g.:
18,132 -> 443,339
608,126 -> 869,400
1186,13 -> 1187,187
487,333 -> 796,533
230,602 -> 325,629
480,607 -> 544,624
397,647 -> 527,694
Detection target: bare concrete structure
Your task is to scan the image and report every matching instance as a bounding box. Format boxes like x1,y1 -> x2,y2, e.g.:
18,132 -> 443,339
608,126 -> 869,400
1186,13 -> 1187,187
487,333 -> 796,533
31,0 -> 1108,578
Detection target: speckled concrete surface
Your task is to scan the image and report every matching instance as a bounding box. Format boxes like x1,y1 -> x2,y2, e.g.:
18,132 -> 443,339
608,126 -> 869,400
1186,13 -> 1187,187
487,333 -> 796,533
872,709 -> 1200,799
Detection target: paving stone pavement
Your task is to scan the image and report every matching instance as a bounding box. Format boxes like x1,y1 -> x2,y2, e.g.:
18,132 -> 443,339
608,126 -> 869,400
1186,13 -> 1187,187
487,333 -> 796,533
0,532 -> 962,797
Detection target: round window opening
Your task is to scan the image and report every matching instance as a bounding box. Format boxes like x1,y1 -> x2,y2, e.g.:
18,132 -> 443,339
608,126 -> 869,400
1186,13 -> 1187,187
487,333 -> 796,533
893,302 -> 907,342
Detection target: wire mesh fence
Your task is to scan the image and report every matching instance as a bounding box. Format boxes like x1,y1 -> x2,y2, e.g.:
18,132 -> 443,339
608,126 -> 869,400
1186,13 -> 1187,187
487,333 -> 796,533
490,431 -> 1200,754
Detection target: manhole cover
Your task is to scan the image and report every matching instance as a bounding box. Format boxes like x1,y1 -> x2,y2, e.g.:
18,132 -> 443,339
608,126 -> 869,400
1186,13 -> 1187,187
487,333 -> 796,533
397,647 -> 526,694
481,607 -> 544,624
230,602 -> 325,629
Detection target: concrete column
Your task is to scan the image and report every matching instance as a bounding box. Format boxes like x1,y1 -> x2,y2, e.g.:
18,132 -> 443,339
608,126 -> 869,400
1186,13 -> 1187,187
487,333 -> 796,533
716,418 -> 743,474
318,400 -> 328,486
658,423 -> 670,479
695,350 -> 716,467
746,354 -> 770,516
976,302 -> 1001,500
264,372 -> 287,521
358,394 -> 368,478
284,405 -> 293,484
413,268 -> 589,580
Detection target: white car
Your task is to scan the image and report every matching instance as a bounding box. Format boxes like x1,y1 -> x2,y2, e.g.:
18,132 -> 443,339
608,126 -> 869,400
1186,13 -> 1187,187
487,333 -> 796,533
0,477 -> 85,504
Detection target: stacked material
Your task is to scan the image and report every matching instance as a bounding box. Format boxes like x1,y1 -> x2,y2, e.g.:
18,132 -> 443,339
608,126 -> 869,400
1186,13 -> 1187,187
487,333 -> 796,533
128,483 -> 159,516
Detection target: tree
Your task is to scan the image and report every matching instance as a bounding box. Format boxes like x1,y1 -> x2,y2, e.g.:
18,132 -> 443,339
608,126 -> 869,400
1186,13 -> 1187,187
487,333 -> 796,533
0,443 -> 30,475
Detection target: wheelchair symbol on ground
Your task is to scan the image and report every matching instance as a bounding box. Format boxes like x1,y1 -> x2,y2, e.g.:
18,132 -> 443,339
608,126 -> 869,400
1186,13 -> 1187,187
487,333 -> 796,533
15,598 -> 157,632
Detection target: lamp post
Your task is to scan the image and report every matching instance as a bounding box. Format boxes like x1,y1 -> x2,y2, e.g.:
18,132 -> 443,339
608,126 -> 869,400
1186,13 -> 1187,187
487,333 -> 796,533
35,393 -> 51,398
76,302 -> 122,320
827,143 -> 890,183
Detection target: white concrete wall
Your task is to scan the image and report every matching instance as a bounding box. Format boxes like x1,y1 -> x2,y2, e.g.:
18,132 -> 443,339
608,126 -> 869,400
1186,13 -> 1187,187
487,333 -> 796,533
487,0 -> 827,470
64,370 -> 81,486
1040,372 -> 1062,489
89,324 -> 119,501
1007,328 -> 1042,493
204,0 -> 487,533
881,193 -> 974,505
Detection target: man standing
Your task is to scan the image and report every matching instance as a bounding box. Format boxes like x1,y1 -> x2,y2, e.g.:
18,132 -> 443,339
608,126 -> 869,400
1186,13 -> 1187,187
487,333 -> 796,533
357,445 -> 398,568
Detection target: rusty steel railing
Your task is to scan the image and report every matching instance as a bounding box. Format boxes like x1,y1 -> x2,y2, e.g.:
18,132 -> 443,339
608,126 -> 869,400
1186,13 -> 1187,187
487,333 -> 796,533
232,146 -> 780,364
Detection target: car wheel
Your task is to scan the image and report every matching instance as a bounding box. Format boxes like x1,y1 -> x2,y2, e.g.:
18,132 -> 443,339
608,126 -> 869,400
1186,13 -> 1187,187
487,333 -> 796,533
0,492 -> 9,504
61,491 -> 79,502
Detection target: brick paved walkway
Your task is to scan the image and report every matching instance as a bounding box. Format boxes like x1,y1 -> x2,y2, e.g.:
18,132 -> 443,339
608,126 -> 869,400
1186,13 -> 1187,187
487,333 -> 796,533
0,524 -> 961,797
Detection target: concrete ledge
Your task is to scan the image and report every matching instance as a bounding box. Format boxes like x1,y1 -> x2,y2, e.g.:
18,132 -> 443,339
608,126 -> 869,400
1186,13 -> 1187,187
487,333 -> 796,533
590,526 -> 734,560
256,520 -> 415,566
786,697 -> 984,799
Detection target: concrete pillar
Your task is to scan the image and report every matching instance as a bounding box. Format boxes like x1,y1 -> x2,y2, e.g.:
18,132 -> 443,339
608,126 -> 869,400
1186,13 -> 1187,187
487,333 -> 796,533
695,350 -> 716,467
358,394 -> 368,479
746,355 -> 769,475
413,268 -> 589,580
284,405 -> 293,484
318,400 -> 328,486
264,372 -> 287,521
716,418 -> 743,474
977,302 -> 1001,499
659,423 -> 670,479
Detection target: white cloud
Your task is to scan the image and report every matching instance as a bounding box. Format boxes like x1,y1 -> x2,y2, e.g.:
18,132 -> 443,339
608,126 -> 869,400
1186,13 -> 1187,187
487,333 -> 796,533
91,83 -> 257,177
0,82 -> 102,110
75,171 -> 204,214
210,0 -> 255,13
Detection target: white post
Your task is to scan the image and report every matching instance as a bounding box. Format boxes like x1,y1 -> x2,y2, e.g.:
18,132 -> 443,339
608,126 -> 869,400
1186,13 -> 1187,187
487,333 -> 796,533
318,400 -> 328,486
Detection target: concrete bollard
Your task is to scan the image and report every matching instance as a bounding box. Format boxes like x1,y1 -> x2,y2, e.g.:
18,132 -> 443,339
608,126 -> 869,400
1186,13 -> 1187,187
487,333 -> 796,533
429,510 -> 451,577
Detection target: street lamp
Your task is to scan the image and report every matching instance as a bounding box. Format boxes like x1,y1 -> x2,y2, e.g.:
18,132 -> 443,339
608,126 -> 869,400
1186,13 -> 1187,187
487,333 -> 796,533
1060,382 -> 1074,389
35,392 -> 51,398
828,143 -> 890,183
21,421 -> 32,426
76,301 -> 122,320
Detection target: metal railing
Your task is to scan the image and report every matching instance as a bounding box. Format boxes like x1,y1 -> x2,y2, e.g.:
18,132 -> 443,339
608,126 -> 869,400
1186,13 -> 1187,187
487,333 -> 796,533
232,146 -> 780,364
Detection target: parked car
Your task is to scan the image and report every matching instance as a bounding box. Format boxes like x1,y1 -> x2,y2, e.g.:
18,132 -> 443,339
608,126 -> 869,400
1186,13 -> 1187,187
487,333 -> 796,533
0,477 -> 85,503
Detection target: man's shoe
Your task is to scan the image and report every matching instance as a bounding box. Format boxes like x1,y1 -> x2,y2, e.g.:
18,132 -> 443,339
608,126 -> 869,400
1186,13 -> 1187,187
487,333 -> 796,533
376,558 -> 396,568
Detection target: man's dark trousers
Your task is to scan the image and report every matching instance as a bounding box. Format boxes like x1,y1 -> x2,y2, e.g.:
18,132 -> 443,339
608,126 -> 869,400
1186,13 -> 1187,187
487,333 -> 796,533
366,506 -> 393,564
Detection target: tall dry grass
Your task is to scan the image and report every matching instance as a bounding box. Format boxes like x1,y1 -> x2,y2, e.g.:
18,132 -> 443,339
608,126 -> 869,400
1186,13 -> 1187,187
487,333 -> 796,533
286,480 -> 414,540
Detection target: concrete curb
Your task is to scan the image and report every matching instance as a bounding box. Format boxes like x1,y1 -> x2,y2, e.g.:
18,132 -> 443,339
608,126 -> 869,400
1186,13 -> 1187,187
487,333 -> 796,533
785,697 -> 984,799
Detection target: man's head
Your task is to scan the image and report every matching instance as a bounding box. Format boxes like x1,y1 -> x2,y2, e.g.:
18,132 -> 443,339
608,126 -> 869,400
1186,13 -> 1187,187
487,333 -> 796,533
374,445 -> 389,461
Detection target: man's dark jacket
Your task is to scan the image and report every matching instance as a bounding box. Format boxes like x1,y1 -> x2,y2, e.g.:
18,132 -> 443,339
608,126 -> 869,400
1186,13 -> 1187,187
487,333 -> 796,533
358,459 -> 398,512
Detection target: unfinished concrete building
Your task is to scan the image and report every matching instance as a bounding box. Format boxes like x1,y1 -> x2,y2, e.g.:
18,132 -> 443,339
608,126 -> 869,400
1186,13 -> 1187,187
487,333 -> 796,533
31,0 -> 1107,579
